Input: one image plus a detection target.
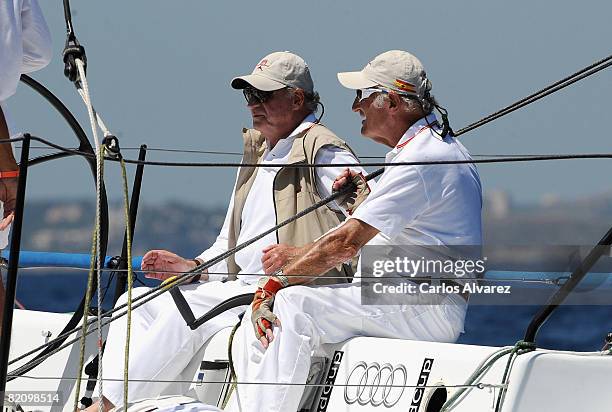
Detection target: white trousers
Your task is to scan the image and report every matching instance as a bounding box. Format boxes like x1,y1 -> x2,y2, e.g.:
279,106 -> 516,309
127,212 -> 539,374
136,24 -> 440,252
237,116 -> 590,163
101,280 -> 257,408
226,282 -> 467,412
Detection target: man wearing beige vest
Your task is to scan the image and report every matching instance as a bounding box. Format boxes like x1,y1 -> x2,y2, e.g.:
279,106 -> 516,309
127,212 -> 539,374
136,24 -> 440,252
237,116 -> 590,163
86,51 -> 365,412
226,50 -> 482,412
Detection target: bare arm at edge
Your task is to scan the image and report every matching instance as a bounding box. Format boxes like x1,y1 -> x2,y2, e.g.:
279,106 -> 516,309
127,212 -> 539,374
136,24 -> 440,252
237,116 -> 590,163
0,106 -> 18,228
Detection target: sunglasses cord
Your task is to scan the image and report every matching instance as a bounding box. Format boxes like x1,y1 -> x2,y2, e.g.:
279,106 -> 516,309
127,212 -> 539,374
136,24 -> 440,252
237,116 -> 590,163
315,101 -> 325,124
418,97 -> 453,139
435,103 -> 453,138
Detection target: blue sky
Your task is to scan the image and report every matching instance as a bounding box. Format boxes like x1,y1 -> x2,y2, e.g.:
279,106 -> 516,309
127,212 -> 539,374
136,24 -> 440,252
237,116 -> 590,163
8,0 -> 612,207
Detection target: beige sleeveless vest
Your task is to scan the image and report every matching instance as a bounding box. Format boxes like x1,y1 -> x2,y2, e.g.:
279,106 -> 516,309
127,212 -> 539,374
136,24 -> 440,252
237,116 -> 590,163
226,123 -> 357,284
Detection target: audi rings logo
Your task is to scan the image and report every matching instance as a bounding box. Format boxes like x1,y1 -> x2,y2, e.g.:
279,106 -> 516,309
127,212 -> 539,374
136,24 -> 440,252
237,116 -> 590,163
344,361 -> 407,408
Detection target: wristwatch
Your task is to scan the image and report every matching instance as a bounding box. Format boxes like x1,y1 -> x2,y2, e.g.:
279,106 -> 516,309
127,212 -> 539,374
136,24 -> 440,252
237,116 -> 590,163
190,258 -> 203,283
271,269 -> 290,287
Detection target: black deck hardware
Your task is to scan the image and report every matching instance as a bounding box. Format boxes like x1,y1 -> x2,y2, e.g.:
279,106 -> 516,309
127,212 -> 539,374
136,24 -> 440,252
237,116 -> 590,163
0,135 -> 31,406
170,290 -> 255,330
112,145 -> 148,304
524,228 -> 612,344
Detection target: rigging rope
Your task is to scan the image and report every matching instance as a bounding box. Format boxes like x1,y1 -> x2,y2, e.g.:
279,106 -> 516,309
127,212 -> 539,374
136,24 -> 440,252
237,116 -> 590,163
2,260 -> 602,287
76,88 -> 113,138
454,54 -> 612,136
7,136 -> 612,169
6,269 -> 575,284
114,153 -> 612,168
14,144 -> 573,160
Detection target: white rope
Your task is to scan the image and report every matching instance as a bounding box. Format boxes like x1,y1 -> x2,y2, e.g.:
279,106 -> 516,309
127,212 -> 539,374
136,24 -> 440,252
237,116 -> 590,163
75,58 -> 104,412
76,88 -> 112,137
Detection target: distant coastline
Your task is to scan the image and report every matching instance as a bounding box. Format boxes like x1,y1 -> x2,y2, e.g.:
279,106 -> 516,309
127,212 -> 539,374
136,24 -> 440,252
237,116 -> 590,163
19,190 -> 612,258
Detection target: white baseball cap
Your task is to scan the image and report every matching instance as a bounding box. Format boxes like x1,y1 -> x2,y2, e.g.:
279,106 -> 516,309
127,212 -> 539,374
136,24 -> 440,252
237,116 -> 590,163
337,50 -> 431,98
231,51 -> 314,94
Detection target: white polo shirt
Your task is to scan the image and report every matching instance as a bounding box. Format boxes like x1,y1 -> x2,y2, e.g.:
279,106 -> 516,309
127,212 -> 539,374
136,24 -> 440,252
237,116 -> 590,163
197,114 -> 365,283
351,114 -> 482,249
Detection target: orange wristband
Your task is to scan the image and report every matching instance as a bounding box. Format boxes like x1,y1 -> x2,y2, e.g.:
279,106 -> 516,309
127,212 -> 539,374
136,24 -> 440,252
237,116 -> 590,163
0,170 -> 19,179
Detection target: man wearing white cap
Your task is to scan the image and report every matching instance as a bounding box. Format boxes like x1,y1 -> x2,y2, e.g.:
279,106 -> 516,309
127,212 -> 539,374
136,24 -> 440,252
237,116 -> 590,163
0,0 -> 52,331
88,51 -> 365,412
227,50 -> 482,412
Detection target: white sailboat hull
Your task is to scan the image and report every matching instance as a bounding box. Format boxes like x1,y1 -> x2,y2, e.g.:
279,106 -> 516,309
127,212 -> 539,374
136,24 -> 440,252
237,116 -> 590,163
6,309 -> 612,412
6,309 -> 108,412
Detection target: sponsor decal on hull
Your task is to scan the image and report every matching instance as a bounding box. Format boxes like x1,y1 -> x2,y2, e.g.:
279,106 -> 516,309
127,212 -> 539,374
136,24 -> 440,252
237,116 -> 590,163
344,361 -> 408,408
317,350 -> 344,412
409,358 -> 434,411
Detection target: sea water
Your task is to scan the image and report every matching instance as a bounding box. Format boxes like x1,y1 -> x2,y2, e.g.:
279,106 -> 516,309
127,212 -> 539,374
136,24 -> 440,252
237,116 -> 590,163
11,272 -> 612,352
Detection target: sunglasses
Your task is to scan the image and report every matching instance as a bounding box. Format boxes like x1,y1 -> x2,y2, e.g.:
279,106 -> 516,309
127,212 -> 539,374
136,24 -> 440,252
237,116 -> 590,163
243,87 -> 285,105
355,88 -> 382,103
355,88 -> 414,103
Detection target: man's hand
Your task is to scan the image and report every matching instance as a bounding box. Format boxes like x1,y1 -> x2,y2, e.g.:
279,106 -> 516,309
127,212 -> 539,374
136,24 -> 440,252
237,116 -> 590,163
332,168 -> 371,215
261,244 -> 301,274
141,249 -> 204,281
0,177 -> 17,230
251,276 -> 286,349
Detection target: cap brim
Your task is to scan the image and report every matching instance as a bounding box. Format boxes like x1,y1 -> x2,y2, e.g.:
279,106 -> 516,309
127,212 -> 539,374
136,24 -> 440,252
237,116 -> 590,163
230,74 -> 287,91
337,71 -> 377,90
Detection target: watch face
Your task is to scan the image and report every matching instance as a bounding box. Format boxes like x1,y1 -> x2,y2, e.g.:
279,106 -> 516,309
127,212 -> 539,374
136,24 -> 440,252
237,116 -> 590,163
274,272 -> 290,287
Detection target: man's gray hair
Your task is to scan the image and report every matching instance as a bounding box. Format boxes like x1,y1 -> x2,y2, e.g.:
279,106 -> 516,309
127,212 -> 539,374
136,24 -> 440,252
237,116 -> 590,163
288,88 -> 320,114
373,92 -> 437,115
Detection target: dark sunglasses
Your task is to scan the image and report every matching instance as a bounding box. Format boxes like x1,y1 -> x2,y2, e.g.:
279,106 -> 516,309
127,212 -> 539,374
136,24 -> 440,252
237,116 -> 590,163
243,87 -> 281,105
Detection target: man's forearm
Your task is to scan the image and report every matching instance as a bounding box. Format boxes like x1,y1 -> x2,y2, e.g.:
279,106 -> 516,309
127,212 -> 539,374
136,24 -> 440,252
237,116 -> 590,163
283,235 -> 356,284
0,106 -> 18,171
0,277 -> 5,331
282,219 -> 379,284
